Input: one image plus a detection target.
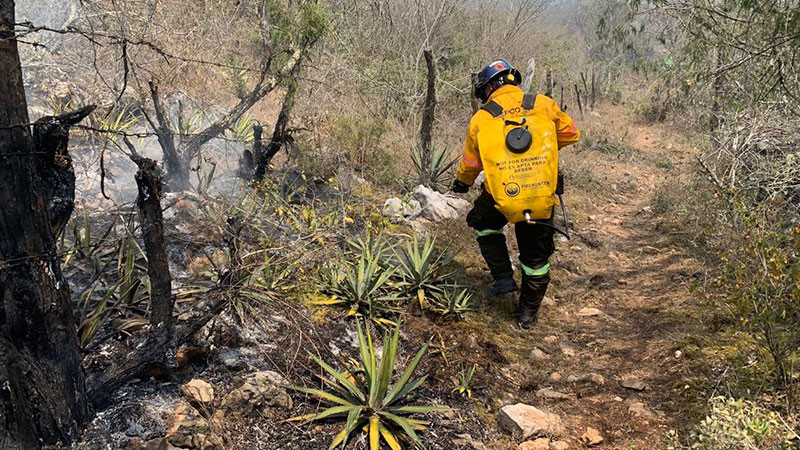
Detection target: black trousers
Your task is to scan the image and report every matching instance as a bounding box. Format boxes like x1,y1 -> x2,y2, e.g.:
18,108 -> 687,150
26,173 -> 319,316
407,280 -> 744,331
466,188 -> 555,280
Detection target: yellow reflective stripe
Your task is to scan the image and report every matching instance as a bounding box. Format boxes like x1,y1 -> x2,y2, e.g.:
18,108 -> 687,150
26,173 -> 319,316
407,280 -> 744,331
475,229 -> 503,237
521,262 -> 550,276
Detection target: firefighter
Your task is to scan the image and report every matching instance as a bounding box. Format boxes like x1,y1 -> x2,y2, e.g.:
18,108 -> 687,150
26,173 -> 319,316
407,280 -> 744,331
452,59 -> 580,329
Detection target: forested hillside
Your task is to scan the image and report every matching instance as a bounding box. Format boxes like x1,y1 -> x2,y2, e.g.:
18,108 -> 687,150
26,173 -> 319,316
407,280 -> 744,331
1,0 -> 798,448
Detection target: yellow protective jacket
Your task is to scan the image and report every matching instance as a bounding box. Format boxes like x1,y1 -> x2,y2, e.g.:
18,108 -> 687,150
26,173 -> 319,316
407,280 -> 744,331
456,85 -> 580,221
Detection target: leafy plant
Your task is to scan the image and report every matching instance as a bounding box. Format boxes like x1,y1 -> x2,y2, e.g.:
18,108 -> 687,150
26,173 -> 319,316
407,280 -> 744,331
289,321 -> 448,449
411,145 -> 458,192
429,286 -> 474,318
452,364 -> 476,398
235,252 -> 298,320
195,152 -> 217,195
322,237 -> 399,326
228,57 -> 250,100
665,396 -> 798,449
393,234 -> 455,308
78,234 -> 147,348
94,106 -> 139,136
227,112 -> 254,143
720,210 -> 800,409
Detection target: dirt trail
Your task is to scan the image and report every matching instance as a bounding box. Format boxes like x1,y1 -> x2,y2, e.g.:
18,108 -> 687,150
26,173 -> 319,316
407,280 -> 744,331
438,105 -> 704,449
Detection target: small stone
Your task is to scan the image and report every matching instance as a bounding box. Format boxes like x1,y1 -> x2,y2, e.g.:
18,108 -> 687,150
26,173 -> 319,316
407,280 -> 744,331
219,371 -> 293,417
549,371 -> 562,382
175,345 -> 205,369
142,438 -> 180,450
628,401 -> 654,418
544,335 -> 558,344
577,307 -> 602,317
614,396 -> 623,402
559,344 -> 576,357
565,373 -> 604,385
674,350 -> 683,358
166,401 -> 222,450
550,441 -> 570,450
581,427 -> 604,446
180,379 -> 214,406
530,348 -> 549,360
413,185 -> 470,221
586,373 -> 605,385
535,388 -> 570,401
541,296 -> 556,307
465,334 -> 480,351
382,197 -> 404,216
518,437 -> 550,450
621,375 -> 647,391
498,403 -> 564,439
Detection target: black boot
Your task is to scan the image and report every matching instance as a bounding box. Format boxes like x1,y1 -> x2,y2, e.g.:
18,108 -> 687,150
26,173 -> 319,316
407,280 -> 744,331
486,277 -> 517,295
517,273 -> 549,330
477,233 -> 514,280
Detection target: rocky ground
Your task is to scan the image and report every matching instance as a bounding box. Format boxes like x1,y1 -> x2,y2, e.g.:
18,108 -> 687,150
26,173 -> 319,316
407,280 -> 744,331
71,103 -> 707,450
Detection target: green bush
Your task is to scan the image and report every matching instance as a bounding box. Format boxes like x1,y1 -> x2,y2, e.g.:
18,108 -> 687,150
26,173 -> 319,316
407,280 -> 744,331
719,209 -> 800,409
666,396 -> 797,449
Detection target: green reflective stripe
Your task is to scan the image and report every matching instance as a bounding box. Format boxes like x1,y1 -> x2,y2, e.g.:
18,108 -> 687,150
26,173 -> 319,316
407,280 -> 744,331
475,229 -> 503,237
521,262 -> 550,276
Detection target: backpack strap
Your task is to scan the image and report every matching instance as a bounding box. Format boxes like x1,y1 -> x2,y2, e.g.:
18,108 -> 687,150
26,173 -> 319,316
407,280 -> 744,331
522,93 -> 536,110
480,101 -> 503,117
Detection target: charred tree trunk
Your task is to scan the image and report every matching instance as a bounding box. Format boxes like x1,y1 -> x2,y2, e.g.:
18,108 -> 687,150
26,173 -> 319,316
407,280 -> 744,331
238,123 -> 261,180
0,1 -> 89,447
546,70 -> 553,97
134,158 -> 174,358
419,49 -> 436,186
87,156 -> 175,408
34,106 -> 96,238
574,84 -> 584,118
470,72 -> 480,113
253,79 -> 298,181
144,82 -> 191,191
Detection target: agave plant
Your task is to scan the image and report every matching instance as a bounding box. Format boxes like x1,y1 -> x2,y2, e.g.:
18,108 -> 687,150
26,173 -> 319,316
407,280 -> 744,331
321,250 -> 399,326
319,233 -> 399,325
393,234 -> 455,308
411,145 -> 459,191
429,286 -> 474,318
452,364 -> 476,398
347,232 -> 394,267
289,322 -> 449,449
94,106 -> 139,136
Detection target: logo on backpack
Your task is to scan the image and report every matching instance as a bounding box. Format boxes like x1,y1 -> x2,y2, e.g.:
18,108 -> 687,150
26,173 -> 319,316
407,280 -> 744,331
504,182 -> 520,197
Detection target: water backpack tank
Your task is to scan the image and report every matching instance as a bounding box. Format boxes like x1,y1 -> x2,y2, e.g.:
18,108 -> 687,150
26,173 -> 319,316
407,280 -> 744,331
477,93 -> 559,223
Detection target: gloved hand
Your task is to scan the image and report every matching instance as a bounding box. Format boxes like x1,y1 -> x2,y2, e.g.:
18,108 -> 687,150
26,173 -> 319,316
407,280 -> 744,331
452,179 -> 470,193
